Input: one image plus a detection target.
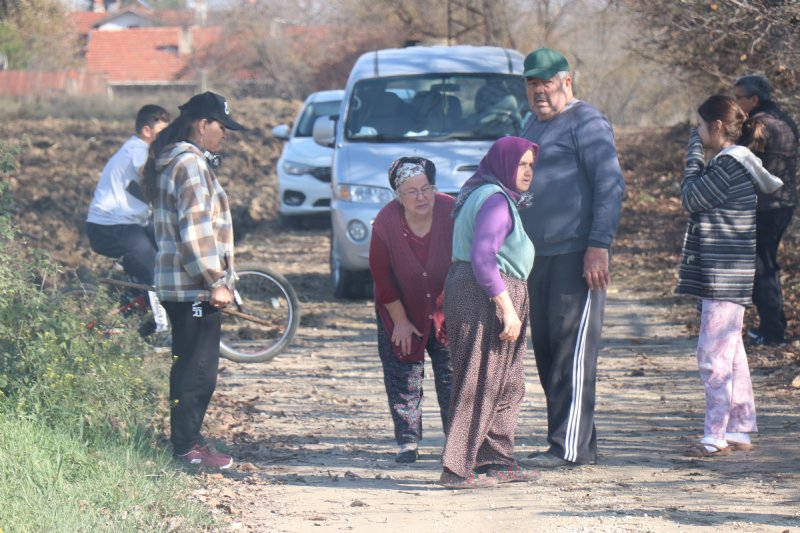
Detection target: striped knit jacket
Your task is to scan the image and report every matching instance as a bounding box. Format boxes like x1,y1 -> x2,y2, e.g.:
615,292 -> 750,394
676,134 -> 782,306
152,142 -> 235,302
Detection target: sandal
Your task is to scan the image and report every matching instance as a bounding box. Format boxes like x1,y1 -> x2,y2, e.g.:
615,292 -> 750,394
484,464 -> 540,484
727,441 -> 754,452
438,470 -> 498,489
684,442 -> 731,458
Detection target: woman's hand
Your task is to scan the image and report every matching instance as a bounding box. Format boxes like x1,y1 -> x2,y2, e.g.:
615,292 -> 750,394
391,319 -> 422,357
492,290 -> 522,342
685,127 -> 705,165
210,286 -> 232,308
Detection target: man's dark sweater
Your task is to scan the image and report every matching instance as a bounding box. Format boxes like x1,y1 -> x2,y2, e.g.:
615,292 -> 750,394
519,100 -> 625,256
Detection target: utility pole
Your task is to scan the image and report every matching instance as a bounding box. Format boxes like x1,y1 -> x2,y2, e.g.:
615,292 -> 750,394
446,0 -> 493,46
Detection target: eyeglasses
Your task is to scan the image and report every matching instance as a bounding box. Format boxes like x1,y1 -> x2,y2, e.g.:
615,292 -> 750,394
399,185 -> 436,198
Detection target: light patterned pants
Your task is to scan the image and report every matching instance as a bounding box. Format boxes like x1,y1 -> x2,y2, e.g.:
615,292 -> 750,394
697,299 -> 758,440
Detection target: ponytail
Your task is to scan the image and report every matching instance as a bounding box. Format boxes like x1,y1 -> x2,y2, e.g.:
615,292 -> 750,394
141,114 -> 195,202
738,117 -> 767,152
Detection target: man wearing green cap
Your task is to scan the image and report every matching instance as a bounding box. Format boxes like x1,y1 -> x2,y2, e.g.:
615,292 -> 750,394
518,48 -> 625,468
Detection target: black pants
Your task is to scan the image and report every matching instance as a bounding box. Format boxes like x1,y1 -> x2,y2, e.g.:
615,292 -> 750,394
376,316 -> 452,445
162,300 -> 221,455
752,207 -> 794,341
528,251 -> 604,464
87,222 -> 157,285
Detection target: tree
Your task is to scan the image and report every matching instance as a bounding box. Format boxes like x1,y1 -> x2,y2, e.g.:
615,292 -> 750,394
0,0 -> 79,70
623,0 -> 800,117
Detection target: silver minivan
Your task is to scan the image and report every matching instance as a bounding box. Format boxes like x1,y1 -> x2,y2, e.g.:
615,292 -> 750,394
314,45 -> 526,298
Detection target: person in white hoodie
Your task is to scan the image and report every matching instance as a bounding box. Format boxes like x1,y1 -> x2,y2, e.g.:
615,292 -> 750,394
87,104 -> 171,335
677,94 -> 783,458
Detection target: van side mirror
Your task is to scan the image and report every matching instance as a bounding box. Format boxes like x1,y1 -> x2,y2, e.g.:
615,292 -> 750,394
271,124 -> 290,140
312,115 -> 336,147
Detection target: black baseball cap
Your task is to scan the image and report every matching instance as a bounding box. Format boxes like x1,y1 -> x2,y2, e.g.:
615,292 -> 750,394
178,91 -> 245,130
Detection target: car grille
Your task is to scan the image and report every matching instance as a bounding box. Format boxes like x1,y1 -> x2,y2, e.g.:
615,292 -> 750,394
310,167 -> 332,183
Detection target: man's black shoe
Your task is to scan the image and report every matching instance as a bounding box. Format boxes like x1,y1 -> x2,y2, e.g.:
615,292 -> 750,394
746,329 -> 786,346
522,452 -> 580,469
523,450 -> 597,469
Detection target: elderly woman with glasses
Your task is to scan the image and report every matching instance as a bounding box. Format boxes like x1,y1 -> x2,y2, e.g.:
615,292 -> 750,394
368,157 -> 455,464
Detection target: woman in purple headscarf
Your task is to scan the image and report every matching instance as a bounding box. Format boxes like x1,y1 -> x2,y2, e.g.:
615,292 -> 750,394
438,136 -> 539,489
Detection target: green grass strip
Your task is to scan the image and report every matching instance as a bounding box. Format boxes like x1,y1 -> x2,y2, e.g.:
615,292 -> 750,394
0,413 -> 215,532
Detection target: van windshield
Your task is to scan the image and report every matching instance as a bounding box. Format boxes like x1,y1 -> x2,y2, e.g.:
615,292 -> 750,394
295,99 -> 342,137
344,74 -> 527,142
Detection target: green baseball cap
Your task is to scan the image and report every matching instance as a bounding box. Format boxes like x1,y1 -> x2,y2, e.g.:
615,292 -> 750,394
523,48 -> 570,79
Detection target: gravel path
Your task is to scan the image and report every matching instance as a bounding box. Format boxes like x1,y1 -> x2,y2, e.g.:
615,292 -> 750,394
195,226 -> 800,533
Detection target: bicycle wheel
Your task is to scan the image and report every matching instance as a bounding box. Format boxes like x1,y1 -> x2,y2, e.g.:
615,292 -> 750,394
59,283 -> 153,337
219,264 -> 300,363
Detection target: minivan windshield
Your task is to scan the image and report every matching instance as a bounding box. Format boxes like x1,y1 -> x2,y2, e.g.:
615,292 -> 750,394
295,99 -> 342,137
344,74 -> 527,142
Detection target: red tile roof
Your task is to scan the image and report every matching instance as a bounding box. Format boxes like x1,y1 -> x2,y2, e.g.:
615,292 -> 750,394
92,7 -> 153,28
85,26 -> 222,84
70,11 -> 108,35
156,9 -> 198,26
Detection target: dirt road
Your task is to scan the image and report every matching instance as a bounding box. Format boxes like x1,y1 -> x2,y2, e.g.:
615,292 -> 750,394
193,224 -> 799,532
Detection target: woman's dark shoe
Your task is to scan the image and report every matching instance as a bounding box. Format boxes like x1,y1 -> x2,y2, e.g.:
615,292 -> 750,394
484,463 -> 540,483
438,470 -> 498,489
395,448 -> 419,463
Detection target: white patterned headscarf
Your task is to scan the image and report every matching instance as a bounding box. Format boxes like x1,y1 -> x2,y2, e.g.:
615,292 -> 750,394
387,157 -> 436,190
392,163 -> 426,188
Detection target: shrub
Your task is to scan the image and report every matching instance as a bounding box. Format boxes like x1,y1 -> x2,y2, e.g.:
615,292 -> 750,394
0,168 -> 164,443
0,109 -> 214,533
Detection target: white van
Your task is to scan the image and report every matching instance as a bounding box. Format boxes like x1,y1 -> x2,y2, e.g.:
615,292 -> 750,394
272,89 -> 344,223
314,45 -> 526,298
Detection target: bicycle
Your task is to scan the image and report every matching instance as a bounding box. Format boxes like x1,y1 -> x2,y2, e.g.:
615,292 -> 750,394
60,261 -> 300,363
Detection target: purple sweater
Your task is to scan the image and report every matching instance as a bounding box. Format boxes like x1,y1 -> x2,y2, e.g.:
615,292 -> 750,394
471,192 -> 513,297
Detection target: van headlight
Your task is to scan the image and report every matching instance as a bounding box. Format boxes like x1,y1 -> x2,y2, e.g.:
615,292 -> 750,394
335,184 -> 393,204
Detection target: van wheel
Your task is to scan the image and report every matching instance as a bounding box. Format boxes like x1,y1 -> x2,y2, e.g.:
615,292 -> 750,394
330,244 -> 360,299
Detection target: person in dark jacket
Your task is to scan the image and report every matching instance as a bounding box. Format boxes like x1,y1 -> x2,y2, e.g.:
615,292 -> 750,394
369,157 -> 454,464
518,48 -> 625,469
677,95 -> 782,458
733,75 -> 798,346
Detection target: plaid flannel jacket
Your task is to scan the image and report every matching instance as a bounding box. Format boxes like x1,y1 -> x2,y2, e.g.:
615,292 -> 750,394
153,142 -> 234,302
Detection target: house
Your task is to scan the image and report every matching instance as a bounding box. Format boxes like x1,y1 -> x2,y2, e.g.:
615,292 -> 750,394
85,25 -> 223,94
4,4 -> 272,98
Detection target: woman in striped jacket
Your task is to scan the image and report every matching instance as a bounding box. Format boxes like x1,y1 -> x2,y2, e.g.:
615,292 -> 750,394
677,95 -> 783,458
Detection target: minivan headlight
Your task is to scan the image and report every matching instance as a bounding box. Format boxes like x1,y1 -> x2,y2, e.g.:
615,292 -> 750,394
282,160 -> 315,175
336,184 -> 393,204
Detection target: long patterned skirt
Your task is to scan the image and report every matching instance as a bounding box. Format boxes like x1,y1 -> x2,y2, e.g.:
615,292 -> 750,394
441,262 -> 529,478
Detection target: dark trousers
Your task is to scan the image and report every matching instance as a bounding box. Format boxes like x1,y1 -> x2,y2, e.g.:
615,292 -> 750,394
528,251 -> 604,464
753,207 -> 794,341
376,316 -> 452,445
87,222 -> 157,286
162,301 -> 221,455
